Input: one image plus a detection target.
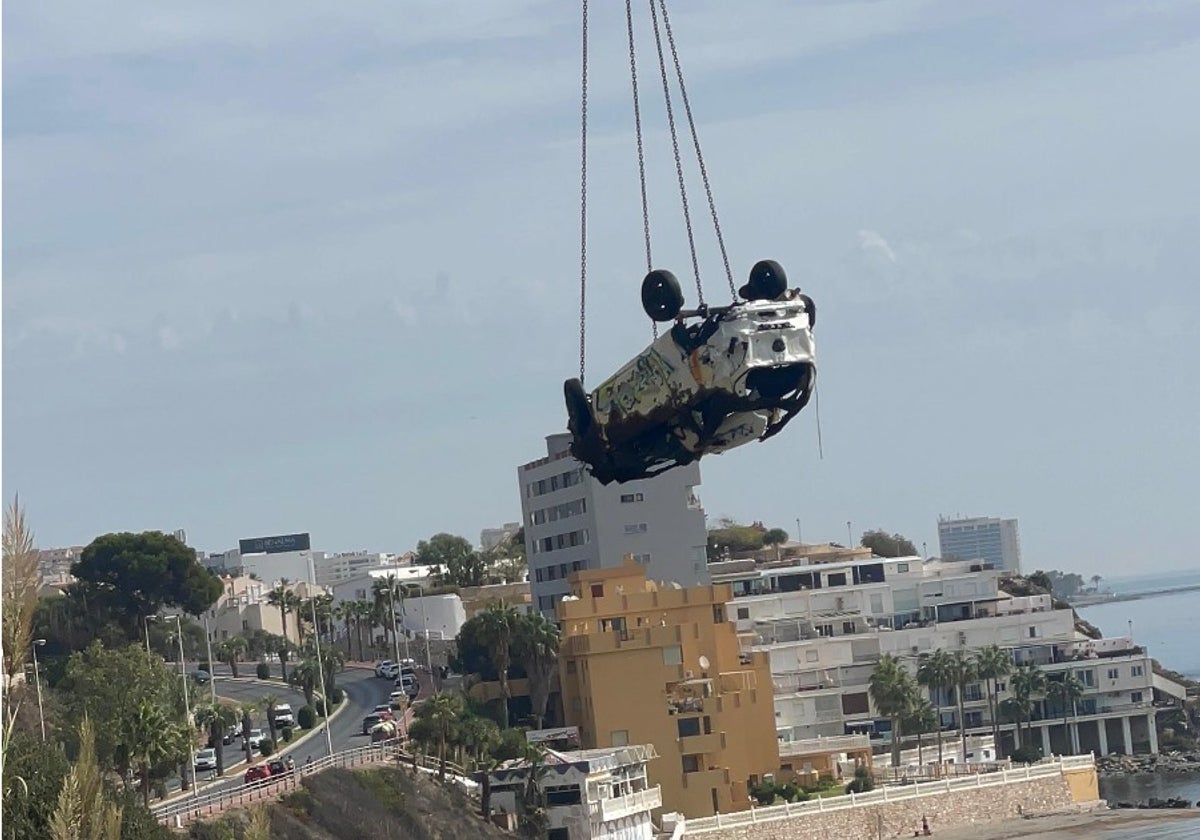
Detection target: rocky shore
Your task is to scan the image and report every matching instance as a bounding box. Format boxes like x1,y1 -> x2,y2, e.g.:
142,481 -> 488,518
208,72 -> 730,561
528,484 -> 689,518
1097,750 -> 1200,776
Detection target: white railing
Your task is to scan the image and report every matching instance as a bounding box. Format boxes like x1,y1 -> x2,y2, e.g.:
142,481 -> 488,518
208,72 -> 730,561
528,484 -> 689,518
599,786 -> 663,822
779,734 -> 870,756
151,739 -> 478,827
682,754 -> 1094,835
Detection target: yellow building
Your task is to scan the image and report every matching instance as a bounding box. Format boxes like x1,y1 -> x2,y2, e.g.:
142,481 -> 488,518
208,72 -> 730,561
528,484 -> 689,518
556,560 -> 779,818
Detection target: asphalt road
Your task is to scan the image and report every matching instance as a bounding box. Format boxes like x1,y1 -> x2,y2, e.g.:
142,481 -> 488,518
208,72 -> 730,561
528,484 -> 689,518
173,665 -> 398,798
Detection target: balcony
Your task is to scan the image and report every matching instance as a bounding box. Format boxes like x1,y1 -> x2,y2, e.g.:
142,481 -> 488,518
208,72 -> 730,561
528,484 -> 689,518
597,786 -> 662,822
778,733 -> 871,756
678,732 -> 723,755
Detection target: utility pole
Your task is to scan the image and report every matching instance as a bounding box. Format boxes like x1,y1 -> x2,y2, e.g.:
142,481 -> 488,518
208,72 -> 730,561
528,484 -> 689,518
163,615 -> 197,798
795,518 -> 802,545
202,614 -> 217,705
310,596 -> 334,758
31,639 -> 47,741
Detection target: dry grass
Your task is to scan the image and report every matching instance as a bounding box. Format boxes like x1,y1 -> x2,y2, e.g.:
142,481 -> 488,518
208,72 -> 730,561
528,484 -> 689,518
2,495 -> 41,774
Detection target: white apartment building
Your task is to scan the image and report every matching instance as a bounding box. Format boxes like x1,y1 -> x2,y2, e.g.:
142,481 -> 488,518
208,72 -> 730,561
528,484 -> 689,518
937,515 -> 1022,573
312,551 -> 403,586
518,433 -> 709,615
489,744 -> 660,840
713,555 -> 1185,762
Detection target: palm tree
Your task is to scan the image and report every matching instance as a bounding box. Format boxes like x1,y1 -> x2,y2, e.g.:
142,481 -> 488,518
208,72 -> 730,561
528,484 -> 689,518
972,645 -> 1013,759
902,697 -> 938,769
372,576 -> 402,654
1046,674 -> 1085,755
195,702 -> 239,777
267,583 -> 293,679
414,692 -> 465,780
262,694 -> 281,744
333,600 -> 354,658
917,650 -> 952,766
238,701 -> 259,763
514,613 -> 560,729
868,654 -> 918,767
288,658 -> 319,709
477,602 -> 521,725
124,702 -> 182,806
947,650 -> 977,762
216,636 -> 248,679
1009,664 -> 1049,750
352,599 -> 374,662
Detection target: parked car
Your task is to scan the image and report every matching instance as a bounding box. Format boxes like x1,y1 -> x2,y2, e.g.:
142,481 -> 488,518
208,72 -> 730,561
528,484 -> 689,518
388,691 -> 408,711
379,663 -> 400,680
396,673 -> 419,698
194,748 -> 217,772
243,764 -> 271,784
271,704 -> 295,727
190,669 -> 212,685
374,660 -> 395,677
267,759 -> 287,777
370,721 -> 397,743
362,712 -> 392,735
373,704 -> 393,715
247,729 -> 265,749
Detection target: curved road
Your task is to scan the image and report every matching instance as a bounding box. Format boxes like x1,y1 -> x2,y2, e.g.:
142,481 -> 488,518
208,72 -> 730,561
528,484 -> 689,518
169,665 -> 396,799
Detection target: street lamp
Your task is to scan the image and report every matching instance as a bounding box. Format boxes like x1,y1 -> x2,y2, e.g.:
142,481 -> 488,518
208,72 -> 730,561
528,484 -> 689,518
158,615 -> 197,797
309,596 -> 334,758
31,639 -> 47,742
201,614 -> 217,705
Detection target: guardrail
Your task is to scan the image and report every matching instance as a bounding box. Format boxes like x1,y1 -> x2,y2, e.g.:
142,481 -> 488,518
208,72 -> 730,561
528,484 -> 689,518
151,739 -> 478,827
683,754 -> 1095,835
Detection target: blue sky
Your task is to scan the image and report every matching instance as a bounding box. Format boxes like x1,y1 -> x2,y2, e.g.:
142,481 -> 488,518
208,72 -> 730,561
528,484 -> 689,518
4,1 -> 1198,577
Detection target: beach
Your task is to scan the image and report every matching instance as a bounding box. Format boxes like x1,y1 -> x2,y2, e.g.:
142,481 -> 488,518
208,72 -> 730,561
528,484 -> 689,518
929,807 -> 1200,839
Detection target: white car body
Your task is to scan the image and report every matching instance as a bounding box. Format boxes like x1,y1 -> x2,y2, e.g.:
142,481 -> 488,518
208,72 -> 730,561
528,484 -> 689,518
194,748 -> 217,771
272,704 -> 295,727
247,729 -> 265,749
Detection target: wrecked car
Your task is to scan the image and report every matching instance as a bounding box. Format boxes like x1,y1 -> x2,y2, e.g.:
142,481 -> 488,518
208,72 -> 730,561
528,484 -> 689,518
565,260 -> 816,485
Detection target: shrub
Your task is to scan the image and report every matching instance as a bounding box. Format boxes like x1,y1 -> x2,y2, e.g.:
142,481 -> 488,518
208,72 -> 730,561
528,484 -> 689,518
298,705 -> 317,730
259,739 -> 276,757
256,662 -> 271,680
777,782 -> 807,803
844,766 -> 875,795
281,726 -> 294,743
749,781 -> 778,806
313,699 -> 328,717
329,687 -> 345,705
1010,745 -> 1043,764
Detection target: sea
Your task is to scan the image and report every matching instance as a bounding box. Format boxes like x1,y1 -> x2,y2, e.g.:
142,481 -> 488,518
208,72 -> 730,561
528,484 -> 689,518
1076,569 -> 1200,812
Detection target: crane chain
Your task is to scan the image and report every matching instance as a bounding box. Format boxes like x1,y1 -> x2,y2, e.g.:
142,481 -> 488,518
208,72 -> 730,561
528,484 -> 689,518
626,0 -> 657,338
657,0 -> 737,301
578,0 -> 590,385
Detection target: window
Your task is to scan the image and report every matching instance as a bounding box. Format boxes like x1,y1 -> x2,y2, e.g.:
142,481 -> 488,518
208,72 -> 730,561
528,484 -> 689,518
1028,626 -> 1037,638
1131,665 -> 1144,677
545,785 -> 582,806
620,492 -> 644,503
677,717 -> 701,738
538,595 -> 556,612
736,607 -> 750,620
897,563 -> 909,573
1131,691 -> 1143,703
965,711 -> 984,728
624,523 -> 648,534
549,829 -> 570,840
1107,668 -> 1120,680
713,606 -> 725,624
590,583 -> 604,598
535,568 -> 545,582
632,553 -> 651,565
610,730 -> 629,747
805,649 -> 819,662
842,621 -> 856,634
547,566 -> 558,580
828,573 -> 847,587
841,692 -> 869,715
1076,669 -> 1094,687
663,645 -> 683,666
816,624 -> 833,637
566,660 -> 577,674
682,755 -> 701,774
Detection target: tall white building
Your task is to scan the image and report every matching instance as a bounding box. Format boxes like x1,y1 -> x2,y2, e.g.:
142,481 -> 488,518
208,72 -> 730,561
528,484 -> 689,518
937,515 -> 1022,573
518,433 -> 708,615
313,551 -> 399,586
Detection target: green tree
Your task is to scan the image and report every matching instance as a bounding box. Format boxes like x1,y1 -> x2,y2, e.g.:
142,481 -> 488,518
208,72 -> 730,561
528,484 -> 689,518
214,637 -> 247,679
514,614 -> 560,729
901,697 -> 938,767
859,529 -> 917,558
371,577 -> 402,656
412,692 -> 464,781
917,650 -> 952,765
972,645 -> 1013,759
414,533 -> 474,568
705,521 -> 764,560
261,695 -> 281,744
1008,664 -> 1048,748
266,583 -> 297,677
2,729 -> 71,838
762,528 -> 789,561
127,702 -> 190,806
439,551 -> 488,588
476,602 -> 521,726
287,659 -> 319,709
1046,674 -> 1086,754
193,702 -> 237,778
868,654 -> 918,767
947,651 -> 977,761
70,532 -> 222,639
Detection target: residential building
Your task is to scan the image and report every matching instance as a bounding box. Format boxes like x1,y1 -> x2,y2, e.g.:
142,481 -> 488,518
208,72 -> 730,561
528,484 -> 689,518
937,516 -> 1021,573
557,561 -> 779,818
715,554 -> 1185,764
518,432 -> 708,616
237,532 -> 316,583
312,551 -> 406,587
183,575 -> 304,645
488,744 -> 660,840
482,522 -> 522,552
460,582 -> 532,618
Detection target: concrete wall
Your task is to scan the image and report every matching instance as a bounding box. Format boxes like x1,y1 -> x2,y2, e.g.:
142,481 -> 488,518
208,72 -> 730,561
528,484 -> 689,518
683,762 -> 1098,840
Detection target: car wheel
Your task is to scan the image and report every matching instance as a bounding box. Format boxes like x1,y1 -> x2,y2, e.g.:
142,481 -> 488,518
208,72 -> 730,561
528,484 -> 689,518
641,269 -> 684,322
740,260 -> 788,301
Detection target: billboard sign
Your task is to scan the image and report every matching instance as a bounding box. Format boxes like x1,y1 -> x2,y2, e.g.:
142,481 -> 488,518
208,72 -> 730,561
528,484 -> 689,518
238,533 -> 311,555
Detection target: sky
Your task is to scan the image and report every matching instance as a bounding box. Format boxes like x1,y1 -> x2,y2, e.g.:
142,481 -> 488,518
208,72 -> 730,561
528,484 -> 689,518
4,1 -> 1198,577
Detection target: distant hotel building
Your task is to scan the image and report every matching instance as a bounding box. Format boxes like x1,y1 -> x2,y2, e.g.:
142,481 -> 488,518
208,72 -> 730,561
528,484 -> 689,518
517,433 -> 708,615
937,515 -> 1022,573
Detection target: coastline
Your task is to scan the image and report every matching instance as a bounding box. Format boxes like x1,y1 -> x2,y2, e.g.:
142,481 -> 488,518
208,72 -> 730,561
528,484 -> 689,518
931,807 -> 1200,839
1069,582 -> 1200,608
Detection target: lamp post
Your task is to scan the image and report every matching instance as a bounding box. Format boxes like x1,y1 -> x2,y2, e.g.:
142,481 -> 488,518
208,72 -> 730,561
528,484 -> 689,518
309,596 -> 334,758
160,615 -> 197,797
31,639 -> 47,741
144,615 -> 153,658
202,614 -> 217,705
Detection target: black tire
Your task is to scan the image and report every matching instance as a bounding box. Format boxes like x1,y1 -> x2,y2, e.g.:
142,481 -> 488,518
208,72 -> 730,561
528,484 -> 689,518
564,378 -> 594,436
740,259 -> 788,301
799,293 -> 816,329
641,269 -> 684,322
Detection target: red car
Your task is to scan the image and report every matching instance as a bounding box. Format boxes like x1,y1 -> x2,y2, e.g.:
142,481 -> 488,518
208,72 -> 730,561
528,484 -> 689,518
243,764 -> 271,784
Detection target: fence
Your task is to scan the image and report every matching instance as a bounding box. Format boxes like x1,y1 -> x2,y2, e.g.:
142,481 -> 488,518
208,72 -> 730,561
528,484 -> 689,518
683,754 -> 1095,834
151,739 -> 476,827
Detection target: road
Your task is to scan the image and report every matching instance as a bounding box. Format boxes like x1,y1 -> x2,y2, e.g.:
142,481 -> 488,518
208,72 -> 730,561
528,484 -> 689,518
168,664 -> 397,798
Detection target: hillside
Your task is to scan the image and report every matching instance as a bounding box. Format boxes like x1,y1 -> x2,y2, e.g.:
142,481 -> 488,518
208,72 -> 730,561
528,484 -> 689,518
187,767 -> 509,840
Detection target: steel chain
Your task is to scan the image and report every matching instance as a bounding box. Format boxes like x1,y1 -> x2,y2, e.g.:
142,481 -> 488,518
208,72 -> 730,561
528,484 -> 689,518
627,0 -> 658,340
658,0 -> 737,300
578,0 -> 590,385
